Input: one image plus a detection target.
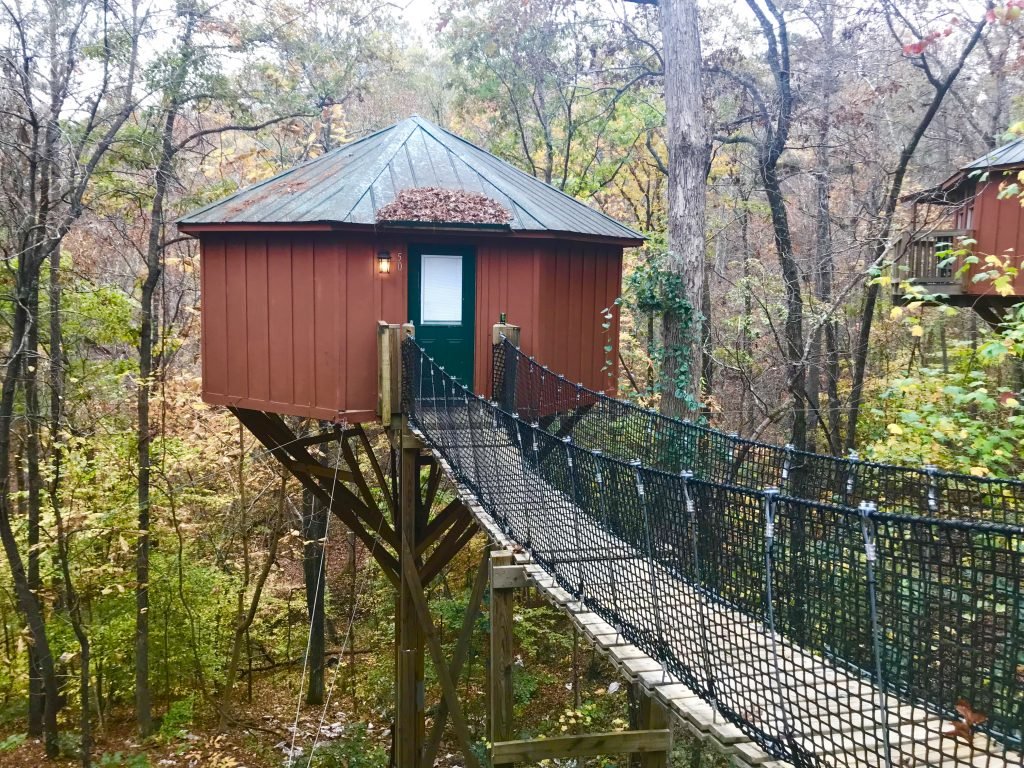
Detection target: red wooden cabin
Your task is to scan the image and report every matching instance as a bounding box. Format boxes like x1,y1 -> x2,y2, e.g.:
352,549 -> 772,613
899,136 -> 1024,321
178,116 -> 643,422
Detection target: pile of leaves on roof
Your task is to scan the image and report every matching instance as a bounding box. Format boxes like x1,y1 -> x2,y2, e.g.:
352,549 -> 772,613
376,187 -> 512,225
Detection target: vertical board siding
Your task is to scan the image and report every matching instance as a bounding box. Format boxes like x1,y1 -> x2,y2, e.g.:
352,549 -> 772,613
224,239 -> 249,398
201,232 -> 624,420
534,243 -> 623,395
473,241 -> 545,395
267,236 -> 294,406
972,182 -> 1024,295
244,237 -> 271,403
291,237 -> 316,408
201,237 -> 228,396
313,238 -> 344,412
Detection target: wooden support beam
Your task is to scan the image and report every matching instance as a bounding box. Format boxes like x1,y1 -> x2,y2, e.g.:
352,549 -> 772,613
285,458 -> 357,484
421,549 -> 490,768
231,408 -> 400,585
417,500 -> 469,556
420,517 -> 478,586
291,429 -> 344,449
491,730 -> 672,764
354,424 -> 397,521
490,550 -> 516,758
639,688 -> 671,768
340,436 -> 380,513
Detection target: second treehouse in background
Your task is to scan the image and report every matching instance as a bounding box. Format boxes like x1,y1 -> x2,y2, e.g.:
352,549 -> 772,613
898,136 -> 1024,324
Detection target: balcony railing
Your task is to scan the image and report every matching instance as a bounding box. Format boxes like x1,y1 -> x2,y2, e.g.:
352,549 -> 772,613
898,228 -> 973,294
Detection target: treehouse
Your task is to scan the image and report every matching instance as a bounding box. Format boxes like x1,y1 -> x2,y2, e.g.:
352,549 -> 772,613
177,115 -> 642,423
897,136 -> 1024,323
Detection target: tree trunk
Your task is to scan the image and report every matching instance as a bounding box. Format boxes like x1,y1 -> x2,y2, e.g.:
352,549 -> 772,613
0,272 -> 61,757
658,0 -> 708,416
807,5 -> 838,454
24,282 -> 45,738
303,489 -> 327,706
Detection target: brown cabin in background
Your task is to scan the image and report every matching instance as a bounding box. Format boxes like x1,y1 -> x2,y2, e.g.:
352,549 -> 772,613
178,116 -> 643,423
898,136 -> 1024,322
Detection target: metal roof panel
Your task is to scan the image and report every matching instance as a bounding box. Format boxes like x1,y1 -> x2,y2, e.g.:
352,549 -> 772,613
180,116 -> 643,243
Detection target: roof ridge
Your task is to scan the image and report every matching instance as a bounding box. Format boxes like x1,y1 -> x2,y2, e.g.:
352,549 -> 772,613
336,118 -> 425,222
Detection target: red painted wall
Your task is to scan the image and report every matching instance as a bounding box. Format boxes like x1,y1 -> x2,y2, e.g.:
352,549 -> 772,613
968,181 -> 1024,296
199,231 -> 624,422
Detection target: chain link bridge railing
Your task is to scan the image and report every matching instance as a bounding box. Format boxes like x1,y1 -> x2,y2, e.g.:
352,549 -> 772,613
404,337 -> 1024,768
493,338 -> 1024,525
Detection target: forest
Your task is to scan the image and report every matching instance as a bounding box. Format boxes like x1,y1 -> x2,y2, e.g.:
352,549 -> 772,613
0,0 -> 1022,764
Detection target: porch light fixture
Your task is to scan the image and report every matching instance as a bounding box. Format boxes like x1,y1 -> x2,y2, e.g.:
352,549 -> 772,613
377,250 -> 392,274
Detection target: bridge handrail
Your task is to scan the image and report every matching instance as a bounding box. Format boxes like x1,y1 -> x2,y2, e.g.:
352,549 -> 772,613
492,337 -> 1024,525
406,337 -> 1023,767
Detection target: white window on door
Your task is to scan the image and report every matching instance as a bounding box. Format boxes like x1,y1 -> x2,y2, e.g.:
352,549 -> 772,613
421,254 -> 463,325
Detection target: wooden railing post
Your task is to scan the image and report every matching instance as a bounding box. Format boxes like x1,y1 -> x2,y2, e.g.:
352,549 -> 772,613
492,322 -> 521,349
492,323 -> 521,406
378,322 -> 415,424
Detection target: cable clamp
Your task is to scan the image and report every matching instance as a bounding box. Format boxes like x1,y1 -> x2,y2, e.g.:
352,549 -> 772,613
858,501 -> 878,564
763,488 -> 779,544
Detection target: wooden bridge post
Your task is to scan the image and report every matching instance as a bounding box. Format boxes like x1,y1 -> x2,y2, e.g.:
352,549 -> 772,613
490,550 -> 517,758
396,423 -> 425,768
638,689 -> 670,768
492,323 -> 521,408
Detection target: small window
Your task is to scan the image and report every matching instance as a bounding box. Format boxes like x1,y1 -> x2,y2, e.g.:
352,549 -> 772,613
421,254 -> 463,325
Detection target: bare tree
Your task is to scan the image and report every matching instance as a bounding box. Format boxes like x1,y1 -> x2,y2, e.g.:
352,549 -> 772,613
0,0 -> 142,751
845,2 -> 991,450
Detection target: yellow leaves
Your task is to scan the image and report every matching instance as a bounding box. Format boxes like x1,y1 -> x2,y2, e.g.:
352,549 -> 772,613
876,275 -> 892,287
887,423 -> 904,436
970,466 -> 990,477
1003,398 -> 1020,409
911,325 -> 924,337
890,306 -> 903,320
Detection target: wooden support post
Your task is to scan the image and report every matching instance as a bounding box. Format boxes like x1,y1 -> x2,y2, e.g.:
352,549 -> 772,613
379,322 -> 415,423
396,424 -> 424,768
490,550 -> 516,763
492,322 -> 521,348
639,689 -> 671,768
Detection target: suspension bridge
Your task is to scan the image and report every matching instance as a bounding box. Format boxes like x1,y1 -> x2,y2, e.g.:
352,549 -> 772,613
399,332 -> 1024,768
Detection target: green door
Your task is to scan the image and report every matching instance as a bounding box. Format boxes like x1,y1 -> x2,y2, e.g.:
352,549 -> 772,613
408,244 -> 476,388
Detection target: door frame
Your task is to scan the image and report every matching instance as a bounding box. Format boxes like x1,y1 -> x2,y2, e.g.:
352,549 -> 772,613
407,243 -> 477,388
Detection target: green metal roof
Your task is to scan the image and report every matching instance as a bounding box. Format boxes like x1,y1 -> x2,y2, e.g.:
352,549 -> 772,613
179,116 -> 644,243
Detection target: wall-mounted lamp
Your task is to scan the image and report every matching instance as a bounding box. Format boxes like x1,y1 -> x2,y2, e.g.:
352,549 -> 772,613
377,250 -> 392,275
